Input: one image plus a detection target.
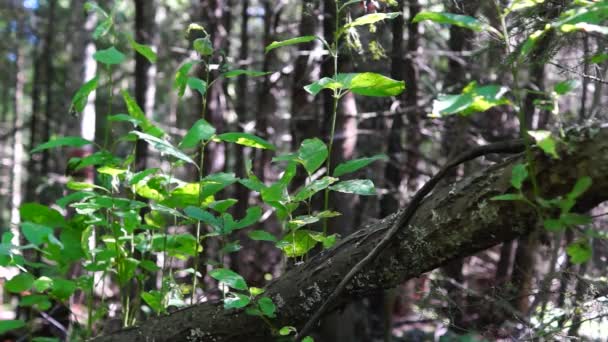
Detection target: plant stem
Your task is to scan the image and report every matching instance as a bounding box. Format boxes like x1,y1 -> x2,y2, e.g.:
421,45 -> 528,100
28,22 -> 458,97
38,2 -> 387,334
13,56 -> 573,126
498,3 -> 540,198
322,0 -> 341,236
192,56 -> 211,305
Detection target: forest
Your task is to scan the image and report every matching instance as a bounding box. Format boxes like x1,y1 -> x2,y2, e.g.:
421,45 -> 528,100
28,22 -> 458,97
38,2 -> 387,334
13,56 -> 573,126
0,0 -> 607,341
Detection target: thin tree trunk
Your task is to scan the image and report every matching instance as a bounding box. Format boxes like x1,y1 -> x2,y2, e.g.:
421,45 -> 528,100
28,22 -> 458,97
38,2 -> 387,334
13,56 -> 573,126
134,0 -> 158,171
41,0 -> 56,175
10,4 -> 26,246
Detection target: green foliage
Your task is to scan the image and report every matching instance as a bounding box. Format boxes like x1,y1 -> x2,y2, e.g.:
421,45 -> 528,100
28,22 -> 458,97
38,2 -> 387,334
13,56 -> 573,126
93,46 -> 126,65
304,72 -> 405,97
413,11 -> 485,32
265,35 -> 317,53
430,82 -> 509,117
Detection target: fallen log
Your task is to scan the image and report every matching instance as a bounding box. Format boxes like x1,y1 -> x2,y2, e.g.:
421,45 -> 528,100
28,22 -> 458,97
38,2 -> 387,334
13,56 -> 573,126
94,125 -> 608,342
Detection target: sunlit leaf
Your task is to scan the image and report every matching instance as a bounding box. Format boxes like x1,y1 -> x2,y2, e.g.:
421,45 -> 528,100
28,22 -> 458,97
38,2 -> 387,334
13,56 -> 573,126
566,241 -> 592,264
128,36 -> 157,63
344,12 -> 400,29
224,292 -> 250,309
180,119 -> 216,149
131,131 -> 195,165
329,179 -> 376,195
218,132 -> 275,150
294,177 -> 338,202
0,320 -> 25,335
174,61 -> 198,97
298,138 -> 328,175
430,82 -> 509,117
528,130 -> 558,159
93,46 -> 125,65
265,35 -> 316,53
413,12 -> 484,31
209,268 -> 248,290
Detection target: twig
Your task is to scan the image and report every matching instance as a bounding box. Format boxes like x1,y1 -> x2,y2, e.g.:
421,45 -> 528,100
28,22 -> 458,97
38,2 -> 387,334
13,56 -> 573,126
295,139 -> 527,340
549,61 -> 608,85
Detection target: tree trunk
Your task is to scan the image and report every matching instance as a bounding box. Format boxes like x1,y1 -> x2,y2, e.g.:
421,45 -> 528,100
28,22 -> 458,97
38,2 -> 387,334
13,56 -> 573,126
93,125 -> 608,342
10,2 -> 26,246
134,0 -> 158,171
41,0 -> 56,175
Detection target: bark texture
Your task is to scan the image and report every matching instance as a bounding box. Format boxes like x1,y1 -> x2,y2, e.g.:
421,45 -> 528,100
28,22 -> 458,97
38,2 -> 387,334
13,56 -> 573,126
93,125 -> 608,342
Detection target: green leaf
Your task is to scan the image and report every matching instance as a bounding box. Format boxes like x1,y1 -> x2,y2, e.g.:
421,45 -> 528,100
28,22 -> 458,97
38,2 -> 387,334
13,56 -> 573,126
93,18 -> 112,40
223,69 -> 271,78
566,241 -> 592,264
50,278 -> 76,300
490,193 -> 525,201
218,132 -> 275,150
413,11 -> 484,31
142,290 -> 164,313
108,114 -> 141,126
567,177 -> 592,200
520,29 -> 547,58
84,2 -> 108,18
507,0 -> 545,12
128,37 -> 157,63
510,164 -> 528,190
20,294 -> 52,311
33,276 -> 54,292
304,73 -> 405,97
560,213 -> 592,226
277,230 -> 318,257
348,72 -> 405,97
201,172 -> 238,198
554,79 -> 579,95
71,77 -> 98,112
288,215 -> 320,231
229,206 -> 262,230
248,230 -> 277,242
543,218 -> 564,232
193,37 -> 214,56
304,77 -> 348,96
298,138 -> 328,175
294,177 -> 338,202
528,130 -> 559,158
302,336 -> 315,342
187,77 -> 208,96
184,206 -> 222,231
333,154 -> 388,177
589,53 -> 608,64
32,136 -> 92,153
208,199 -> 238,214
329,179 -> 376,195
93,46 -> 126,65
21,222 -> 54,246
5,273 -> 34,293
132,131 -> 196,165
209,268 -> 248,290
122,91 -> 163,137
180,119 -> 216,149
345,12 -> 400,29
430,82 -> 509,117
0,320 -> 25,334
265,35 -> 317,53
67,180 -> 109,193
279,326 -> 296,336
33,337 -> 60,342
174,61 -> 197,97
257,297 -> 276,318
224,292 -> 250,309
20,203 -> 65,227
